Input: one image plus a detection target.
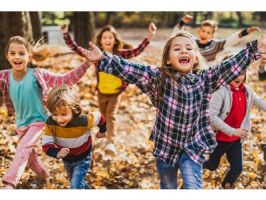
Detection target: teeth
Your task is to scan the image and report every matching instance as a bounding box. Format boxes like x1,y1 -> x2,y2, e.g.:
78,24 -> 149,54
179,57 -> 189,63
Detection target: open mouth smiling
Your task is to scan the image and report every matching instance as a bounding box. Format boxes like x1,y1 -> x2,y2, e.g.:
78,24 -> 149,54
179,57 -> 190,64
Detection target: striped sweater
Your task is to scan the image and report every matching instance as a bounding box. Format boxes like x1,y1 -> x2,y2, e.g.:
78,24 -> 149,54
42,112 -> 106,162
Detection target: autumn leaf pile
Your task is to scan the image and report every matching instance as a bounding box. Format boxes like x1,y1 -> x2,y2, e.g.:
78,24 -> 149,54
0,29 -> 265,189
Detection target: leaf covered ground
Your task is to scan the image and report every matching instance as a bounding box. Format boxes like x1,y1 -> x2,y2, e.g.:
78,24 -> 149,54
0,28 -> 265,189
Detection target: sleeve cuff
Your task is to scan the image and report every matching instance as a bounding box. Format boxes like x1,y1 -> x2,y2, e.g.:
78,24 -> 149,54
247,40 -> 261,61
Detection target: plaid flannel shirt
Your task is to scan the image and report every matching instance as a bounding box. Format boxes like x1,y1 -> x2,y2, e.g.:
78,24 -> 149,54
0,63 -> 90,116
98,40 -> 261,166
63,32 -> 150,59
63,32 -> 150,92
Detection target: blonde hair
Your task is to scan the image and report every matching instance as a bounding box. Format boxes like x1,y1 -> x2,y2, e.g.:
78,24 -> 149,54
46,85 -> 82,115
5,36 -> 71,64
200,20 -> 218,33
154,30 -> 206,107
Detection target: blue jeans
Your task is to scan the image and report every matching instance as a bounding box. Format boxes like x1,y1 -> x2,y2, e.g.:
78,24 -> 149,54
63,153 -> 91,189
156,151 -> 202,189
203,140 -> 242,188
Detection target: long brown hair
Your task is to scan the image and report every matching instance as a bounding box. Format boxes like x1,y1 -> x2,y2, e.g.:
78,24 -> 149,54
95,25 -> 132,55
154,30 -> 206,107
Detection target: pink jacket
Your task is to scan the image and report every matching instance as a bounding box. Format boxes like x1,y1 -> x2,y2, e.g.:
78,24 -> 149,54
0,63 -> 90,116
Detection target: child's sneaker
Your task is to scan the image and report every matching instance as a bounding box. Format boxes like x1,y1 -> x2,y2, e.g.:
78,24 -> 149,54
104,143 -> 117,156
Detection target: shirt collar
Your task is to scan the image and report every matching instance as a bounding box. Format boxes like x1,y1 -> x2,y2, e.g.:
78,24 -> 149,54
174,71 -> 196,83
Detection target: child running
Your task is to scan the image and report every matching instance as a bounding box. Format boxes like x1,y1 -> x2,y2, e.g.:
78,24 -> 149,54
72,30 -> 266,189
171,14 -> 261,62
41,85 -> 106,189
203,55 -> 266,189
61,23 -> 157,154
0,36 -> 93,188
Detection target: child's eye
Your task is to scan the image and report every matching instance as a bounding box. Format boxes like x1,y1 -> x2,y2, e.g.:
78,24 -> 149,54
174,48 -> 181,51
19,52 -> 25,56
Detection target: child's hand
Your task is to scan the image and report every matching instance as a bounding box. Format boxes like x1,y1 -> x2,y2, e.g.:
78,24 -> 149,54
247,26 -> 261,34
61,24 -> 69,34
96,132 -> 106,138
147,22 -> 157,41
78,42 -> 104,63
57,148 -> 70,159
233,128 -> 248,139
182,14 -> 193,24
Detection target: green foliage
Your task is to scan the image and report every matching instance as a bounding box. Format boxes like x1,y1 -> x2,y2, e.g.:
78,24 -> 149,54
40,12 -> 265,28
42,12 -> 71,25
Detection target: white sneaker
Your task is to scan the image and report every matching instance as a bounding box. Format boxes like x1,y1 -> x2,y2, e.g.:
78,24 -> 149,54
104,143 -> 117,156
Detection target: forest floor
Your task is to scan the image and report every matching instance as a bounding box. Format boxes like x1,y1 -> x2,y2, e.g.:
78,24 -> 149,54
0,28 -> 265,189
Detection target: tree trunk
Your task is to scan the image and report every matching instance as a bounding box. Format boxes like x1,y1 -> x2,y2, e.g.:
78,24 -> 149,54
192,12 -> 198,26
30,12 -> 42,41
105,12 -> 115,25
72,12 -> 95,48
236,12 -> 243,27
0,12 -> 33,69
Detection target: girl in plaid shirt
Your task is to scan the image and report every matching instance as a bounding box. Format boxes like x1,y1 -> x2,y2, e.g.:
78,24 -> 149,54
0,36 -> 93,188
61,23 -> 157,155
76,30 -> 266,189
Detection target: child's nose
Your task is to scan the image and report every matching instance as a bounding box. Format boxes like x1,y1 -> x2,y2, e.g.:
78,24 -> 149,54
181,48 -> 188,53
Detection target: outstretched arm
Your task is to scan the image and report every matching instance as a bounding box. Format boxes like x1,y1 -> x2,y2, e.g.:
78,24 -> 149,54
204,38 -> 265,93
61,24 -> 83,56
39,61 -> 92,88
78,42 -> 159,95
170,14 -> 193,37
119,22 -> 157,59
224,26 -> 261,49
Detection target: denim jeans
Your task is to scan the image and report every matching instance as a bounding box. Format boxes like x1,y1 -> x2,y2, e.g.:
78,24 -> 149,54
203,140 -> 243,188
156,151 -> 202,189
63,152 -> 91,189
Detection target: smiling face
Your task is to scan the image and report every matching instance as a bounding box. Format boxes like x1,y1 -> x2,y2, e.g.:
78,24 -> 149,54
230,71 -> 246,88
197,25 -> 214,44
6,42 -> 31,72
166,36 -> 199,74
51,107 -> 73,127
100,31 -> 116,53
